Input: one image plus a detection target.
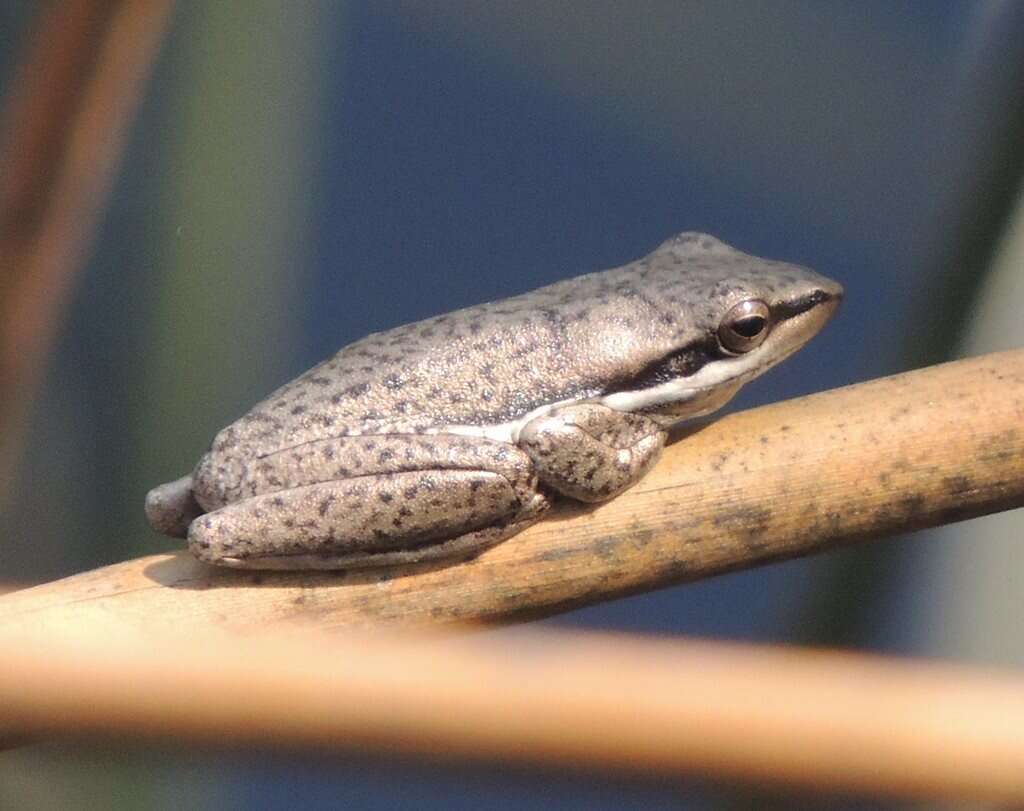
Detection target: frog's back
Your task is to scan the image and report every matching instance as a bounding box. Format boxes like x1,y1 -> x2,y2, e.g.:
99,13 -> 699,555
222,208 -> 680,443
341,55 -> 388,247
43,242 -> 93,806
211,233 -> 787,457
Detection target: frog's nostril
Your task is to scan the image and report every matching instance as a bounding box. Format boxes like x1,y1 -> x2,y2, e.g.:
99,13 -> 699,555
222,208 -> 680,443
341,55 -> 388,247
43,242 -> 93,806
191,451 -> 247,511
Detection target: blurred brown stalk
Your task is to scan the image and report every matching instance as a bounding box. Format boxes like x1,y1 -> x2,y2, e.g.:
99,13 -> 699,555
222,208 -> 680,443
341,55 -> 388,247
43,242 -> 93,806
0,0 -> 174,496
2,625 -> 1024,803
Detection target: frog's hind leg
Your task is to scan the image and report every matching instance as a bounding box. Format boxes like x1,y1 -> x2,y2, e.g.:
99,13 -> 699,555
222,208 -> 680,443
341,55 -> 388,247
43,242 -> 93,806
519,404 -> 666,502
192,497 -> 544,573
187,436 -> 549,570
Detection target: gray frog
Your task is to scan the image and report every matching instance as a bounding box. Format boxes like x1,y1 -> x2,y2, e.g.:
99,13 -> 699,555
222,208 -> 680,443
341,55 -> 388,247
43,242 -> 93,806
146,233 -> 842,569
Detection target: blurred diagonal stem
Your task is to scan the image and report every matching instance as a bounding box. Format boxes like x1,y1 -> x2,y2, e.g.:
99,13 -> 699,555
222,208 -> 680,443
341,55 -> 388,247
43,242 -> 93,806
0,0 -> 174,499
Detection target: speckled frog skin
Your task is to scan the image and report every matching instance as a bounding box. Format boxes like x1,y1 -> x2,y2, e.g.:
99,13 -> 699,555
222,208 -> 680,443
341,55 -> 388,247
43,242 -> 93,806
146,233 -> 842,569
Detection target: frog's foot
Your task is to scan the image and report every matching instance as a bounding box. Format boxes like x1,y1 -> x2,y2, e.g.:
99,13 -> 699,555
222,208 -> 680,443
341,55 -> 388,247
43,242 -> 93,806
519,403 -> 666,502
187,435 -> 549,569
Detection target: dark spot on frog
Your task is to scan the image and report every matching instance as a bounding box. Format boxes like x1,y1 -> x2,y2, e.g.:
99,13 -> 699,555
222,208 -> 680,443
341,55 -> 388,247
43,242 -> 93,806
379,492 -> 393,503
345,382 -> 370,397
290,405 -> 307,416
318,496 -> 335,517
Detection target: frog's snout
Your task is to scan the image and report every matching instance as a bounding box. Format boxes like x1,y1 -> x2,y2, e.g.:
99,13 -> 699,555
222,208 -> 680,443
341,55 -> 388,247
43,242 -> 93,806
145,475 -> 204,538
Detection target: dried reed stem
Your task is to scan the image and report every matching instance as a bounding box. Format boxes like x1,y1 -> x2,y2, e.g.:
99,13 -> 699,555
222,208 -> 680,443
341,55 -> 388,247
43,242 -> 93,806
1,349 -> 1021,633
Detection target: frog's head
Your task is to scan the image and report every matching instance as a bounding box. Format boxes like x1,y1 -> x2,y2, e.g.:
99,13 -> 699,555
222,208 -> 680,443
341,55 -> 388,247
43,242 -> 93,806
600,233 -> 843,424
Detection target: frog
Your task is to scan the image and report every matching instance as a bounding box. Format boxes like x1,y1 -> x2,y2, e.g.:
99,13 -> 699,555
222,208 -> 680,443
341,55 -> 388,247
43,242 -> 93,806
145,232 -> 842,570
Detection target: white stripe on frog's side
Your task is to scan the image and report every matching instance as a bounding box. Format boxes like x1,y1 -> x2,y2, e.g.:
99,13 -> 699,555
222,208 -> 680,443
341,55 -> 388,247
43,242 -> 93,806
599,348 -> 766,412
435,397 -> 578,445
431,353 -> 764,445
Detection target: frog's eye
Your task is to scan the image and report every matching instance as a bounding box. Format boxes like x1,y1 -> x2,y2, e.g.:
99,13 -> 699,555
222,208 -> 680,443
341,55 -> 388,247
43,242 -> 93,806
717,299 -> 771,354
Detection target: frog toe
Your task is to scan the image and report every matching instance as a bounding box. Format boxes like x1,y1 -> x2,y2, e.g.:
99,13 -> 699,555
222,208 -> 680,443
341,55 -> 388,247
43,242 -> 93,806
145,475 -> 203,538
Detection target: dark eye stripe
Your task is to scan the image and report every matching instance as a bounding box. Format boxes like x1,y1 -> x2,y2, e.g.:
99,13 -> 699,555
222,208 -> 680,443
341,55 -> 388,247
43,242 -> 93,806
606,336 -> 719,393
774,289 -> 833,320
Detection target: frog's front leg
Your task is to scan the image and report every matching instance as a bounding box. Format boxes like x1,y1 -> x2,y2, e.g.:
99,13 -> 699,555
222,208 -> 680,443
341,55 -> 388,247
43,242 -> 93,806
518,404 -> 666,502
187,434 -> 548,570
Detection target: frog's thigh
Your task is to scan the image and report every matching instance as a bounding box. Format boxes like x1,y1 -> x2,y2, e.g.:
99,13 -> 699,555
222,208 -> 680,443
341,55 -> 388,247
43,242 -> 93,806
188,468 -> 548,570
228,433 -> 539,505
519,403 -> 666,502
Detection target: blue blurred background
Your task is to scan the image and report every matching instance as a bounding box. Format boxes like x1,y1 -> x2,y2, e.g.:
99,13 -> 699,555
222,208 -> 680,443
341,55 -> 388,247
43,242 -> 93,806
2,2 -> 1024,808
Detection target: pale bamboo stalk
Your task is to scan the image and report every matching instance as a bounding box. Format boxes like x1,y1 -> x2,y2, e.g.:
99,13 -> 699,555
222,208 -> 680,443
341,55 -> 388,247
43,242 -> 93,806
2,349 -> 1022,634
1,626 -> 1024,803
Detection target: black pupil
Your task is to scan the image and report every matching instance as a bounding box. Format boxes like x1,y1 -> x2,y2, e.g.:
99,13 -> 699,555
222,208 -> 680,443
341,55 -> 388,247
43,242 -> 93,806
730,315 -> 766,338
